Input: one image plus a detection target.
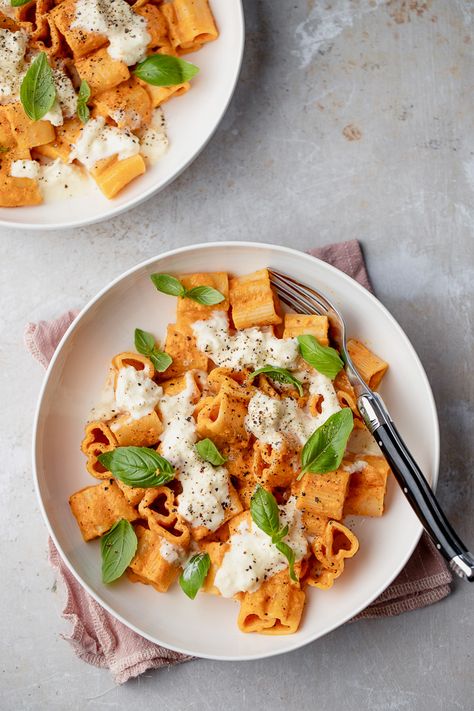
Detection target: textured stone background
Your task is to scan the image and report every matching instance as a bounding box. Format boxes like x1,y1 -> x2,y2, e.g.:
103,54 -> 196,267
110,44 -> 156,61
1,1 -> 473,708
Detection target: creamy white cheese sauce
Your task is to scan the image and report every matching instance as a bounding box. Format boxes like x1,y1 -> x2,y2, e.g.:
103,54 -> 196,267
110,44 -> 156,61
214,498 -> 308,597
245,369 -> 341,448
72,0 -> 150,66
0,29 -> 27,103
70,116 -> 140,169
347,428 -> 381,456
140,108 -> 168,163
159,372 -> 231,531
343,459 -> 367,474
38,160 -> 90,201
10,159 -> 40,180
43,68 -> 77,127
0,0 -> 16,18
114,365 -> 162,421
193,312 -> 299,370
159,539 -> 186,566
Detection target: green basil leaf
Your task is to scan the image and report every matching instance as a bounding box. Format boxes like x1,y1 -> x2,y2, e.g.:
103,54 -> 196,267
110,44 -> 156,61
150,273 -> 186,297
179,553 -> 211,599
11,0 -> 33,7
250,485 -> 280,538
300,408 -> 354,478
275,540 -> 298,582
195,438 -> 227,466
249,365 -> 303,396
184,285 -> 225,305
297,334 -> 344,380
76,80 -> 90,124
271,523 -> 289,544
98,446 -> 174,488
20,52 -> 56,121
149,350 -> 173,373
134,327 -> 155,355
134,54 -> 199,87
101,519 -> 137,584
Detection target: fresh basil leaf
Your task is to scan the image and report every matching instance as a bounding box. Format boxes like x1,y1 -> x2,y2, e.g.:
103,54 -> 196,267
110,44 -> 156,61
149,350 -> 173,373
134,327 -> 172,373
249,365 -> 303,396
179,553 -> 211,599
250,485 -> 280,538
76,80 -> 90,124
297,334 -> 344,380
134,327 -> 155,355
300,408 -> 354,478
150,273 -> 186,297
275,540 -> 298,582
98,447 -> 174,488
20,52 -> 56,121
195,438 -> 227,466
101,519 -> 137,584
11,0 -> 33,7
271,523 -> 289,544
134,54 -> 199,87
184,285 -> 225,306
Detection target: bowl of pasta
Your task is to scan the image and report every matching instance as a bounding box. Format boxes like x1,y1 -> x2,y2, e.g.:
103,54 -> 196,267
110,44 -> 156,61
0,0 -> 244,229
33,241 -> 439,659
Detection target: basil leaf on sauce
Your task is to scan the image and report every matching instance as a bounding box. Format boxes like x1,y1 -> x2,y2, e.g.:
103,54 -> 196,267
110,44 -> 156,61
185,285 -> 225,306
299,408 -> 354,478
150,273 -> 225,305
11,0 -> 33,7
179,553 -> 211,599
134,327 -> 172,373
250,486 -> 299,582
249,365 -> 303,396
98,446 -> 174,488
76,80 -> 91,124
134,54 -> 199,87
195,438 -> 227,466
101,519 -> 137,584
20,52 -> 56,121
297,334 -> 344,380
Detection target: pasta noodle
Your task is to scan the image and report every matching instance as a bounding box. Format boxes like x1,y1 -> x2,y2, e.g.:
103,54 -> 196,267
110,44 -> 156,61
69,268 -> 392,634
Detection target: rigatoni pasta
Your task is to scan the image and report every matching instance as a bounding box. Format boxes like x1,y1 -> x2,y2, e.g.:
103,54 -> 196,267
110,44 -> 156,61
69,268 -> 392,635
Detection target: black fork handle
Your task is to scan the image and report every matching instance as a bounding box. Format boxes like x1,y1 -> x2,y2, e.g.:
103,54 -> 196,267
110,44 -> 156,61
358,393 -> 474,581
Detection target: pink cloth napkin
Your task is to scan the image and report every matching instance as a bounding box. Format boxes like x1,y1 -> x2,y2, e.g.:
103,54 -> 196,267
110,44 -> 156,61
25,240 -> 452,684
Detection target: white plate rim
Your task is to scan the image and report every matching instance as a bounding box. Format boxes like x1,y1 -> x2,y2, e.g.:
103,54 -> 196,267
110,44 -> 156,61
0,1 -> 245,232
32,241 -> 440,660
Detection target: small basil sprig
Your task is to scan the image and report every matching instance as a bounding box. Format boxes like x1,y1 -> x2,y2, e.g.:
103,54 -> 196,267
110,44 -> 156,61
76,80 -> 90,124
249,365 -> 303,396
98,447 -> 174,488
179,553 -> 211,599
134,327 -> 172,373
297,334 -> 344,380
195,438 -> 227,466
150,273 -> 225,306
101,519 -> 137,584
134,54 -> 199,87
20,52 -> 56,121
250,486 -> 298,582
11,0 -> 33,6
299,408 -> 353,479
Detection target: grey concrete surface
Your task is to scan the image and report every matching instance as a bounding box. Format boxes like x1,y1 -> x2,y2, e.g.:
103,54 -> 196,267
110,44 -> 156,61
1,0 -> 473,709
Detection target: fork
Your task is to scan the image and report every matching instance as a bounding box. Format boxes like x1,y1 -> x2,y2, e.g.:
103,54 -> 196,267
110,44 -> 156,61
269,268 -> 474,581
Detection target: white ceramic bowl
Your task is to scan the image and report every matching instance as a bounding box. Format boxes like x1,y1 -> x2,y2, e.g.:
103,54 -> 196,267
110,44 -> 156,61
33,242 -> 439,660
0,0 -> 244,231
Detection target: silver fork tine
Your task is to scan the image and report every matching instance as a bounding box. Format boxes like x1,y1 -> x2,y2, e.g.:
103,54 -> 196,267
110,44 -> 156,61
270,269 -> 332,315
271,278 -> 321,315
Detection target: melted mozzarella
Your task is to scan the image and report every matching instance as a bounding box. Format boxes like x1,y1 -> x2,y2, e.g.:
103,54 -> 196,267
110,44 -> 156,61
114,365 -> 162,421
10,159 -> 40,180
140,109 -> 168,163
159,539 -> 186,566
343,459 -> 367,474
214,498 -> 307,598
0,29 -> 27,103
43,69 -> 77,127
38,160 -> 89,202
70,117 -> 139,169
245,370 -> 341,448
72,0 -> 150,65
159,372 -> 231,531
192,312 -> 299,370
